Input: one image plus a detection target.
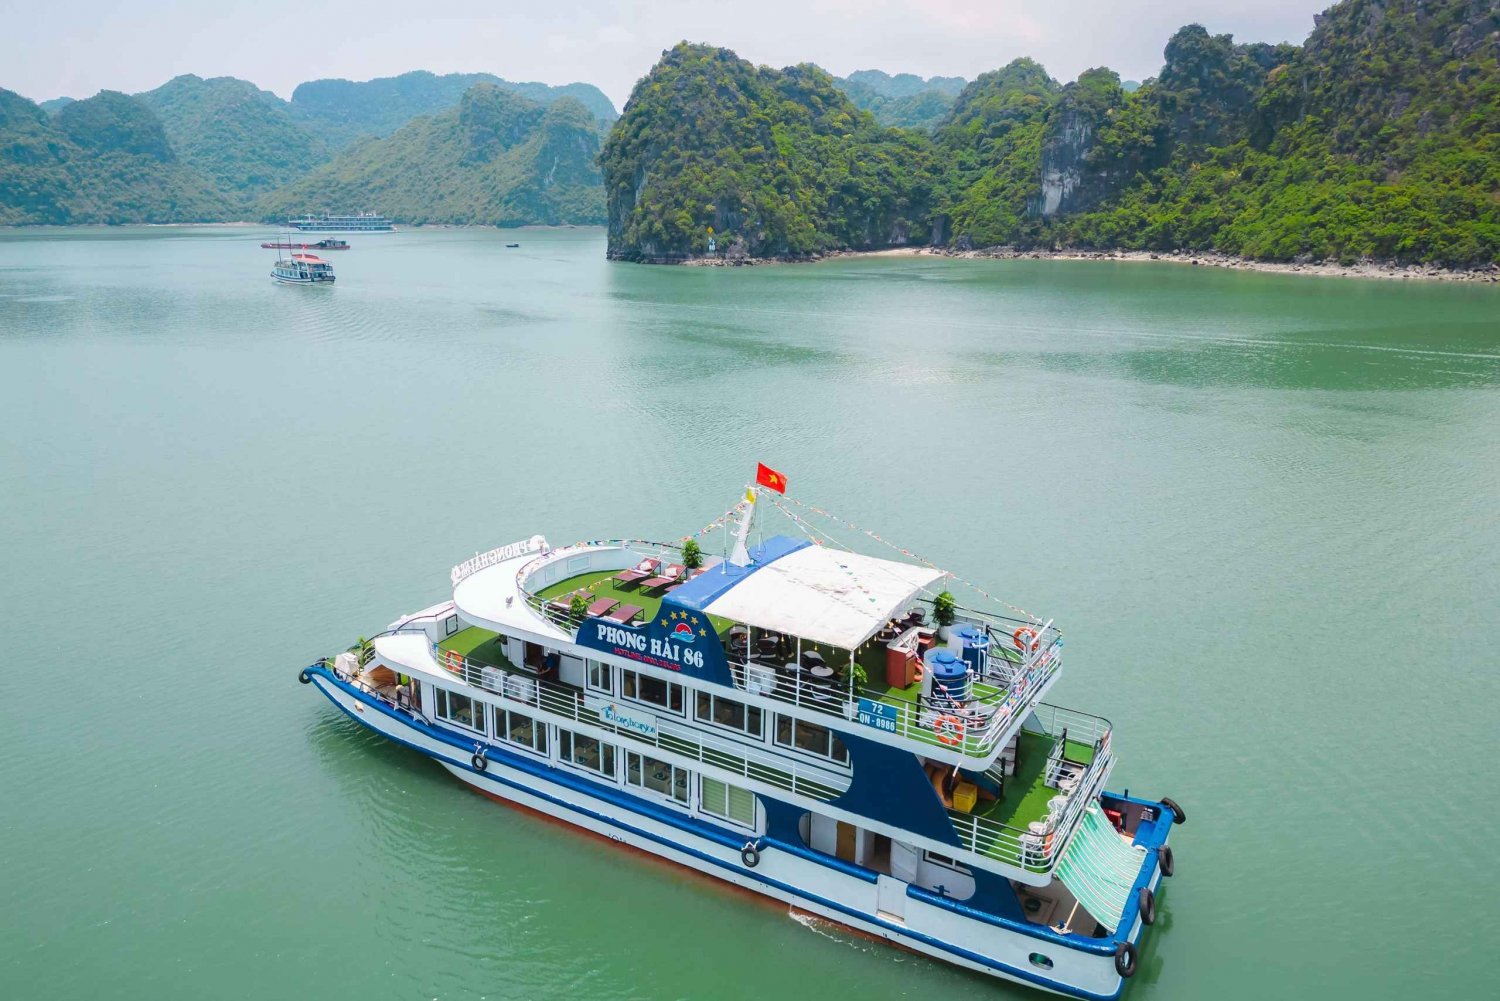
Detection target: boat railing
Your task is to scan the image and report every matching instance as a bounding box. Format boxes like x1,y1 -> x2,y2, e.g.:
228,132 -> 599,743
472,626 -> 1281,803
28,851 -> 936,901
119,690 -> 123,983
721,634 -> 1061,759
432,648 -> 846,803
948,704 -> 1115,873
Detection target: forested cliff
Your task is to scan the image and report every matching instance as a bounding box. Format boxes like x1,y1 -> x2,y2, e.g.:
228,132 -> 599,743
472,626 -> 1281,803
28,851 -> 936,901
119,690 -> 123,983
602,0 -> 1500,265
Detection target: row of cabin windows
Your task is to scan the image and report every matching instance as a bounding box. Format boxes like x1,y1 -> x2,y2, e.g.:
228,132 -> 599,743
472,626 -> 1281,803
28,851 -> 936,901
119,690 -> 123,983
432,684 -> 759,830
588,662 -> 847,767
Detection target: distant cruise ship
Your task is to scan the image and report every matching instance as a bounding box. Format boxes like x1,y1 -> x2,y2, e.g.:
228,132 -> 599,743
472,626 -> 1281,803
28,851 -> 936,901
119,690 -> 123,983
287,213 -> 394,233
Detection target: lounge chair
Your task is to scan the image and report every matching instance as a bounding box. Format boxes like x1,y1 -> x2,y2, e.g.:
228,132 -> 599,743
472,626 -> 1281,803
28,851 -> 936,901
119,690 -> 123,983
614,558 -> 662,584
640,563 -> 685,590
607,604 -> 643,624
586,597 -> 619,617
547,588 -> 588,612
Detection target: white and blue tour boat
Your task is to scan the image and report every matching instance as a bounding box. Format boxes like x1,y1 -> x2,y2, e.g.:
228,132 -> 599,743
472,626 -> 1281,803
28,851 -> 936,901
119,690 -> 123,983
300,472 -> 1183,998
270,251 -> 335,285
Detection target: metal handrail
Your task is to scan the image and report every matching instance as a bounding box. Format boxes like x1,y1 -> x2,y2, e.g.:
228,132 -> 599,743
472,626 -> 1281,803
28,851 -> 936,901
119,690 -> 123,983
430,648 -> 847,803
948,704 -> 1115,873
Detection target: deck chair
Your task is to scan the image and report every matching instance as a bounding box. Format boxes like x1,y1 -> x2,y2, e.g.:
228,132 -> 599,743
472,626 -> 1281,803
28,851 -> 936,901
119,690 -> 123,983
608,604 -> 643,624
585,597 -> 619,617
614,558 -> 662,584
640,563 -> 685,590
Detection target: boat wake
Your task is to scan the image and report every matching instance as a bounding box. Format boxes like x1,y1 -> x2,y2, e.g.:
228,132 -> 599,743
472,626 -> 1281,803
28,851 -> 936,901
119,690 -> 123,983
787,909 -> 883,955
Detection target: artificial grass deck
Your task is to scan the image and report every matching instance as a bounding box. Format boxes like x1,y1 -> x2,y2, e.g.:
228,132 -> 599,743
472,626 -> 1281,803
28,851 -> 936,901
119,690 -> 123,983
535,570 -> 736,633
968,730 -> 1100,832
437,626 -> 518,670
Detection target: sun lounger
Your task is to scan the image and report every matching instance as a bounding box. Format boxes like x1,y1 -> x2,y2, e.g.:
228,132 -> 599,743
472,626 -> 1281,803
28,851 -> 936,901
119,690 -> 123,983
548,588 -> 589,612
586,597 -> 619,617
607,604 -> 643,624
614,558 -> 662,584
640,563 -> 685,590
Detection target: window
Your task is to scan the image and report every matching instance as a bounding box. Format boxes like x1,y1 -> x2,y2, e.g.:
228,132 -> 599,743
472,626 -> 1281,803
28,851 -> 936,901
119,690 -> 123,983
587,660 -> 612,694
626,751 -> 690,805
621,670 -> 683,714
700,777 -> 756,828
774,715 -> 849,765
436,688 -> 484,734
443,614 -> 459,636
923,851 -> 971,875
695,691 -> 764,738
494,706 -> 548,755
558,728 -> 616,779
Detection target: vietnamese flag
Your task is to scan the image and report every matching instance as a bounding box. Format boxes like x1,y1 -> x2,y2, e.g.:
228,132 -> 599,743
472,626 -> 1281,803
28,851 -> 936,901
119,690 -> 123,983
756,462 -> 788,494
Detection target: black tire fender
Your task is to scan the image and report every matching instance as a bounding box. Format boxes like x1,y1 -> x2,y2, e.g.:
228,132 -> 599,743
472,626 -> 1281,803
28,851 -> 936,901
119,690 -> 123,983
1138,886 -> 1157,926
741,842 -> 761,868
298,668 -> 312,685
1114,940 -> 1138,979
1160,796 -> 1186,825
1159,844 -> 1175,877
471,750 -> 488,773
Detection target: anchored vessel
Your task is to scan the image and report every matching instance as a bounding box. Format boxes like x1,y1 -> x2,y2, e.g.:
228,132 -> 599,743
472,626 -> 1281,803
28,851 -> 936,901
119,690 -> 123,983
287,212 -> 394,233
270,251 -> 335,284
261,238 -> 350,251
300,474 -> 1182,998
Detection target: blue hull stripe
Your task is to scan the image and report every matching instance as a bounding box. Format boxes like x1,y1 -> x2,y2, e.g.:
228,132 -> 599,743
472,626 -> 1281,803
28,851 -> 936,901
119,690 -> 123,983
308,666 -> 1136,999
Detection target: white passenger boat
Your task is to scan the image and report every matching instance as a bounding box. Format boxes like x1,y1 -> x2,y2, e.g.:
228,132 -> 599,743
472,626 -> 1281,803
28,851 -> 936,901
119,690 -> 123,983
300,468 -> 1183,998
270,252 -> 335,285
287,212 -> 394,233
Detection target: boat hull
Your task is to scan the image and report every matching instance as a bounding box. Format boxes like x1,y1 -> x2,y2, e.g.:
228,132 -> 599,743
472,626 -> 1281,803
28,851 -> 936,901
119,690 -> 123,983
305,666 -> 1161,1000
270,273 -> 335,284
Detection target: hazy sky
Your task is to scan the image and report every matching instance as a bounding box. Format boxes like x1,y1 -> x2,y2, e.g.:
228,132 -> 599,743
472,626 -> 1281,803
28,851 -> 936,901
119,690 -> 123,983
3,1 -> 1331,109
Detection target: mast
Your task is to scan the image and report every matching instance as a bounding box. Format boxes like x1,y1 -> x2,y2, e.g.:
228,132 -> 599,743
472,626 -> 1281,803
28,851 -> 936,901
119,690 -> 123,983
728,486 -> 757,567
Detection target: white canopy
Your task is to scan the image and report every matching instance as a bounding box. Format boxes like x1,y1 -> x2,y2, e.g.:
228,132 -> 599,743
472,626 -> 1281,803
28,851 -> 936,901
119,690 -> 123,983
703,544 -> 947,650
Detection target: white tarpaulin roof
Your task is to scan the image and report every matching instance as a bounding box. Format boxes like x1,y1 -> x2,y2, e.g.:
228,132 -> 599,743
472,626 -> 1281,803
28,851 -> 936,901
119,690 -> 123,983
703,544 -> 947,650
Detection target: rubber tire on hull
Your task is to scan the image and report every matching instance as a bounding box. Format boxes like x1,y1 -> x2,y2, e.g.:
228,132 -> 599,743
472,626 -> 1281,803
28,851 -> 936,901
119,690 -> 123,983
1159,844 -> 1175,877
298,669 -> 312,684
1161,796 -> 1186,824
1115,941 -> 1138,979
1138,887 -> 1157,926
472,753 -> 488,773
741,843 -> 761,868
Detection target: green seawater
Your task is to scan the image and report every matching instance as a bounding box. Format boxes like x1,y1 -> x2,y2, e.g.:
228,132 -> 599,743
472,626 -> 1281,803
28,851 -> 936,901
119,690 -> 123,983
1,226 -> 1495,999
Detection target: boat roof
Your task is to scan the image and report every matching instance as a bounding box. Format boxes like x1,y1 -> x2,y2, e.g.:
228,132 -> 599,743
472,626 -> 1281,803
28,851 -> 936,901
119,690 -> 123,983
291,254 -> 327,263
672,535 -> 946,649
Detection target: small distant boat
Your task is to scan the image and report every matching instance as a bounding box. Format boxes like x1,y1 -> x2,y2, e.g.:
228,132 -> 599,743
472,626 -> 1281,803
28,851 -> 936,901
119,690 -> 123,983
271,252 -> 336,285
506,243 -> 520,248
261,238 -> 350,251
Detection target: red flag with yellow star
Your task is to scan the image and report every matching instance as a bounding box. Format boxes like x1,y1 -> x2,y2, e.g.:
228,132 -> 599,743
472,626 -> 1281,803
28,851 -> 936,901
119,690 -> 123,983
755,462 -> 787,494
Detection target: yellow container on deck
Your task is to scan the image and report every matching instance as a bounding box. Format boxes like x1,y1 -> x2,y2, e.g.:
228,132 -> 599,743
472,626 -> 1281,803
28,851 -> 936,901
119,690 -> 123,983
952,782 -> 978,814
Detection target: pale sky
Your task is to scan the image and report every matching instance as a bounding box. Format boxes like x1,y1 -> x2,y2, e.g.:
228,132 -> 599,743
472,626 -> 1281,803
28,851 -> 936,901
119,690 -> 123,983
3,0 -> 1330,109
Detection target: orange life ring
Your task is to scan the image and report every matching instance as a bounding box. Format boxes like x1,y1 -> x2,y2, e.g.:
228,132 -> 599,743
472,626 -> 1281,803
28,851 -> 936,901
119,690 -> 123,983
934,715 -> 965,746
1013,627 -> 1039,652
443,648 -> 464,673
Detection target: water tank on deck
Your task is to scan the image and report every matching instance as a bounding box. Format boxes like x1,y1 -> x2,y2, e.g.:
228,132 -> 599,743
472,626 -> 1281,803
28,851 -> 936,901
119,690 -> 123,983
926,648 -> 971,704
953,623 -> 990,677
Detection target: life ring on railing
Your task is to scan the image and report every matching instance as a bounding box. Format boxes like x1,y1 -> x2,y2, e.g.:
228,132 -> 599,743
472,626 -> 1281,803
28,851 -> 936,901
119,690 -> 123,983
298,667 -> 312,684
741,841 -> 761,868
444,649 -> 464,673
1012,627 -> 1039,652
471,747 -> 488,773
1138,886 -> 1157,926
1114,941 -> 1138,979
934,715 -> 965,746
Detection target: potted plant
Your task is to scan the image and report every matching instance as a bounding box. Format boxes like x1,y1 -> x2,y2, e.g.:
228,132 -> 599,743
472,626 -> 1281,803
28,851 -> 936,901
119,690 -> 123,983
568,592 -> 589,623
682,538 -> 704,571
932,591 -> 957,640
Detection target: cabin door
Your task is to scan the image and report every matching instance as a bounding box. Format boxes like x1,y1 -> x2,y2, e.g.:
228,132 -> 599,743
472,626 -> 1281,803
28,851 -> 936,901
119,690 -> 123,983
876,874 -> 908,921
835,822 -> 857,863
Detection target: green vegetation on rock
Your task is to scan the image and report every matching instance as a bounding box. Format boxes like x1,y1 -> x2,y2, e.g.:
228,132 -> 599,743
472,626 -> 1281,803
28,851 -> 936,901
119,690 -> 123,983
290,70 -> 617,150
257,86 -> 605,226
603,0 -> 1500,267
600,44 -> 941,260
835,70 -> 968,131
